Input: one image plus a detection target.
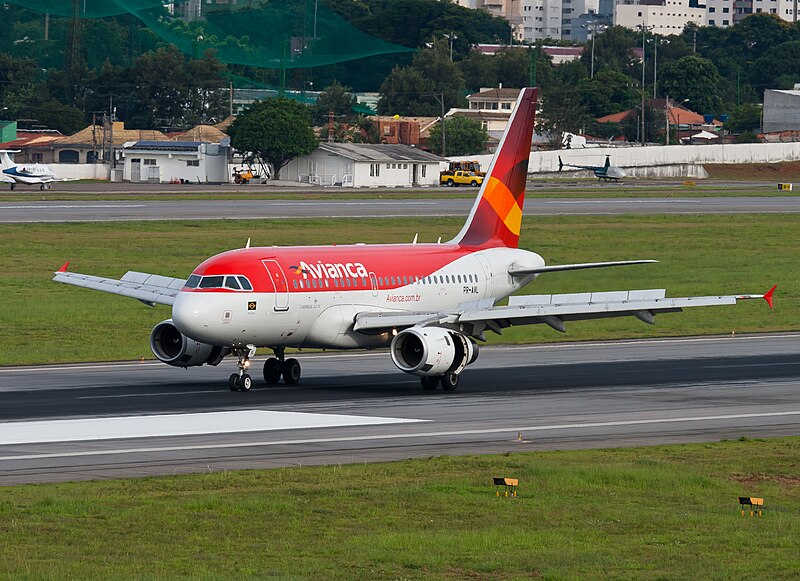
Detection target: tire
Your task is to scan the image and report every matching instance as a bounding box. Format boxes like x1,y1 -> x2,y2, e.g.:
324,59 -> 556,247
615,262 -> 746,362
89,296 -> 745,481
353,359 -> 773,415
441,373 -> 459,391
10,183 -> 15,190
228,373 -> 239,391
471,180 -> 478,187
420,376 -> 439,390
239,373 -> 253,392
282,358 -> 301,385
263,358 -> 282,384
446,179 -> 454,187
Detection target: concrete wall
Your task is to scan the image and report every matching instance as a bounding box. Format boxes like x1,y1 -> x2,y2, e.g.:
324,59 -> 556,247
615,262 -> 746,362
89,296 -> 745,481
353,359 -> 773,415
282,151 -> 441,187
450,142 -> 800,177
48,163 -> 111,180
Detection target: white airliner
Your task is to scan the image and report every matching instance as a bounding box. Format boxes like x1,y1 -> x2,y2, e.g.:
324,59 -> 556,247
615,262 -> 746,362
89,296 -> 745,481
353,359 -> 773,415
53,88 -> 775,392
0,150 -> 73,190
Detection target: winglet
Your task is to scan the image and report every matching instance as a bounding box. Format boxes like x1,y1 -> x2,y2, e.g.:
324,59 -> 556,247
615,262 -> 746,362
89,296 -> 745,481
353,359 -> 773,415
763,284 -> 777,310
57,260 -> 70,273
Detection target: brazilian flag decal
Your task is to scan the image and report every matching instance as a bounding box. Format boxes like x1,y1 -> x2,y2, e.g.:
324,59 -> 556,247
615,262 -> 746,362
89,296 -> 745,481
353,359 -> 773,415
248,301 -> 257,311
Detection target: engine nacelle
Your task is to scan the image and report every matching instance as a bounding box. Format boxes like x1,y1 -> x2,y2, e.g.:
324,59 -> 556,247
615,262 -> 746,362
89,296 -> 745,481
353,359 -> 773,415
150,320 -> 228,368
390,326 -> 478,377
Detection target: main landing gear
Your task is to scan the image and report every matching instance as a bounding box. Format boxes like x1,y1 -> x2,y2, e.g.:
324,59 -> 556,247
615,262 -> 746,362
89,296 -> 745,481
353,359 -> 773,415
420,373 -> 459,391
262,347 -> 301,386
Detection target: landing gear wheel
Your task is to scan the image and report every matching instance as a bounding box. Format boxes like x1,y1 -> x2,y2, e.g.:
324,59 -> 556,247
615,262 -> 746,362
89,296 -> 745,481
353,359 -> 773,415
441,373 -> 459,391
420,376 -> 439,390
263,357 -> 282,384
10,183 -> 15,190
228,373 -> 239,391
282,358 -> 301,385
40,184 -> 46,190
239,373 -> 253,392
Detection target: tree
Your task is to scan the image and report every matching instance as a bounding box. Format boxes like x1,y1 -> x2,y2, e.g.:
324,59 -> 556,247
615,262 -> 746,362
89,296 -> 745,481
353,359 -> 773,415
577,70 -> 639,118
312,81 -> 358,125
660,55 -> 723,114
537,83 -> 591,146
227,97 -> 319,180
725,103 -> 762,133
428,116 -> 487,156
749,40 -> 800,91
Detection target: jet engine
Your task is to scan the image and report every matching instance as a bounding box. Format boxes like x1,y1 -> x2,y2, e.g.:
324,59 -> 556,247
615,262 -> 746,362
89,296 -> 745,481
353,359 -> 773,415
390,326 -> 478,377
150,319 -> 228,368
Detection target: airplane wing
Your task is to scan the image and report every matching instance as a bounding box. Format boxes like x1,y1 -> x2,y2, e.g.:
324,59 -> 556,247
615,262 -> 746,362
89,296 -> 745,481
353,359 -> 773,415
353,286 -> 776,337
52,262 -> 185,307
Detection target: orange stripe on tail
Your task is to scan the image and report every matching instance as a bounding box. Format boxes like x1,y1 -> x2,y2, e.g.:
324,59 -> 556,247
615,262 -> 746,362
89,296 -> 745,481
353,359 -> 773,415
450,87 -> 537,249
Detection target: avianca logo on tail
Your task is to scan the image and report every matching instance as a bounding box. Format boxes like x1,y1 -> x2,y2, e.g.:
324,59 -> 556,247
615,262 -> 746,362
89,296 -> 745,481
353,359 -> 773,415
291,261 -> 368,279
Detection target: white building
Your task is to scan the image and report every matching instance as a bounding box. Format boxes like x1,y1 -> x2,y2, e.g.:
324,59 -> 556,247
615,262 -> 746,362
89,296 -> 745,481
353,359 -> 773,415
763,89 -> 800,133
279,143 -> 446,188
522,0 -> 565,41
121,140 -> 231,184
615,0 -> 706,35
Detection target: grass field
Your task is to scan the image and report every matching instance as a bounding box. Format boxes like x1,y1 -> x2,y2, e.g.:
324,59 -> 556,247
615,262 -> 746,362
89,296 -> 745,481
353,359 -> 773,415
0,438 -> 798,579
0,214 -> 795,366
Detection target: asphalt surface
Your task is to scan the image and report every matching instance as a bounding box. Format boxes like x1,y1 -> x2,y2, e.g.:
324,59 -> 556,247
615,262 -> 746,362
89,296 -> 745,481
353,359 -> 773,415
1,333 -> 798,485
1,196 -> 799,223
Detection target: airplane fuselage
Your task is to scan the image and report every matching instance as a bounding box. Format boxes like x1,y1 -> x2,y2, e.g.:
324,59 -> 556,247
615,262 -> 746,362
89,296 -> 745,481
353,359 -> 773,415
173,243 -> 544,350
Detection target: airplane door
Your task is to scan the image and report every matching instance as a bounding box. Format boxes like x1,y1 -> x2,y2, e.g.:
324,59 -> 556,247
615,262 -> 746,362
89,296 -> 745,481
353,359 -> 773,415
261,259 -> 290,311
475,254 -> 494,299
369,272 -> 378,297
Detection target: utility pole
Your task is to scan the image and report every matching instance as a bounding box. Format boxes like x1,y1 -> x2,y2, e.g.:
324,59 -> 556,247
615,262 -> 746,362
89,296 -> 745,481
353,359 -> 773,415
665,95 -> 669,146
440,92 -> 446,156
641,24 -> 646,146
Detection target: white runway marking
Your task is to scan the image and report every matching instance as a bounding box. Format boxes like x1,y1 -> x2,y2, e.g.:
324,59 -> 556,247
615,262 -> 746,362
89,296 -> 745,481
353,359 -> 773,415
1,410 -> 797,461
0,410 -> 423,445
2,204 -> 145,210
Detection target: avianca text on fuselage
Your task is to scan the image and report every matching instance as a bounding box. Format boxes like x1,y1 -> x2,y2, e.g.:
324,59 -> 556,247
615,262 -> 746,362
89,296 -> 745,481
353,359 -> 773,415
52,86 -> 775,393
295,260 -> 369,279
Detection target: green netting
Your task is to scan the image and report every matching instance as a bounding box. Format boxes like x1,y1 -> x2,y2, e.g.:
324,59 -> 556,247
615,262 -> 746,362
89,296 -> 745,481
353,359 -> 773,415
8,0 -> 414,69
7,0 -> 167,18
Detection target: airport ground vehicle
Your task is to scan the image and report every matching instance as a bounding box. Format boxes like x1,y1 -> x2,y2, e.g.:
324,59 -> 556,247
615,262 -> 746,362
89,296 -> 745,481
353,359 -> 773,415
440,170 -> 483,187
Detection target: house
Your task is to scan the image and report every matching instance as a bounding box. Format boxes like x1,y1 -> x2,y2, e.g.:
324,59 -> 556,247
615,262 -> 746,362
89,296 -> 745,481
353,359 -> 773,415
0,130 -> 63,163
369,116 -> 439,147
597,99 -> 722,142
121,140 -> 231,184
279,143 -> 445,187
47,121 -> 171,164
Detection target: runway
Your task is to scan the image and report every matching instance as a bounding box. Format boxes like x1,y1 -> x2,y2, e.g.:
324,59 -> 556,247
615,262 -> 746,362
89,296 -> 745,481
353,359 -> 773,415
1,333 -> 798,485
1,196 -> 799,223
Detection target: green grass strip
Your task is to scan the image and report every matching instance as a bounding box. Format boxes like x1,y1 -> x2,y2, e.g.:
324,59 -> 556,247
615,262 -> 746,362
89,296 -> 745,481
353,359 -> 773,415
0,438 -> 798,578
0,214 -> 795,366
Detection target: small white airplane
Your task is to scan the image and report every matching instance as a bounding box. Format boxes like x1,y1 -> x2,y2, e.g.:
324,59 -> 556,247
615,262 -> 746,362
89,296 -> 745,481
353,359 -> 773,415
0,150 -> 73,190
52,88 -> 776,392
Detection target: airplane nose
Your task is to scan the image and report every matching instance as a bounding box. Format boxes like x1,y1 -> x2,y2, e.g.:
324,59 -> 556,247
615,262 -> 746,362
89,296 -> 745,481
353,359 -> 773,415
172,292 -> 212,340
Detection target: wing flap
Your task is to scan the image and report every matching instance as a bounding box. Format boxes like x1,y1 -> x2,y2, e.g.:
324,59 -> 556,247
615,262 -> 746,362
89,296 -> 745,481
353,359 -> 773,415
509,260 -> 657,276
53,269 -> 185,306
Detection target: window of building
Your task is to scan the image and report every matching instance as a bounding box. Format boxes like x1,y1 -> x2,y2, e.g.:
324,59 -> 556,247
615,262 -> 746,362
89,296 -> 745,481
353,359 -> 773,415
186,159 -> 199,166
422,165 -> 426,177
143,158 -> 156,165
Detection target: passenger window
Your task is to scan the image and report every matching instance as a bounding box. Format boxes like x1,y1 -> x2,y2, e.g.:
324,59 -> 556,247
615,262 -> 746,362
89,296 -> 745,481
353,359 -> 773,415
199,275 -> 224,288
185,275 -> 201,288
325,280 -> 330,288
293,280 -> 298,289
225,276 -> 241,290
237,276 -> 253,291
362,277 -> 367,287
334,279 -> 339,288
346,278 -> 352,288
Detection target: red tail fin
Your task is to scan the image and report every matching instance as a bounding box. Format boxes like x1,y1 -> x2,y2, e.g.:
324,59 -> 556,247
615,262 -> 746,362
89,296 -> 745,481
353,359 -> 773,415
450,87 -> 537,248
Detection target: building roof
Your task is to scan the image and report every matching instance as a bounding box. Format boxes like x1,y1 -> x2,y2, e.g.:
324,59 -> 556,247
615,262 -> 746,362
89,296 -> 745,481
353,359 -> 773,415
597,101 -> 722,127
172,124 -> 228,142
468,87 -> 522,101
319,143 -> 445,163
54,122 -> 170,147
0,130 -> 63,150
447,109 -> 512,121
126,141 -> 202,151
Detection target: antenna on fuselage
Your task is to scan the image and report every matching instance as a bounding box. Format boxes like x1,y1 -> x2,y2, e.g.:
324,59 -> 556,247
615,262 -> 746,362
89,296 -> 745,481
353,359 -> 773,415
245,238 -> 251,249
437,236 -> 442,244
412,233 -> 418,245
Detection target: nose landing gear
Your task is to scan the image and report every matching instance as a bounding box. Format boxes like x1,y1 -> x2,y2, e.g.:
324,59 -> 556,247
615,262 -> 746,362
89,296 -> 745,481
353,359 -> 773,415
228,345 -> 256,392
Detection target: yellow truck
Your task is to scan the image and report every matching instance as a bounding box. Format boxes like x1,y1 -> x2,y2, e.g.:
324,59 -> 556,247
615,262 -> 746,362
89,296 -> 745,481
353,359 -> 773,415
440,170 -> 484,187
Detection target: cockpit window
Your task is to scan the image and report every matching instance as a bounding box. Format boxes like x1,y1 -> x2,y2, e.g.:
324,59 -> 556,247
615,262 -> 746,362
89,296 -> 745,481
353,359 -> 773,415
224,276 -> 241,290
185,275 -> 201,289
237,276 -> 253,291
198,275 -> 224,289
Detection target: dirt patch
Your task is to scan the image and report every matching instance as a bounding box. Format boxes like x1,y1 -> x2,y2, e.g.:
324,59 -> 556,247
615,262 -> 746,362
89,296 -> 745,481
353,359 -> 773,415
731,473 -> 800,486
704,161 -> 800,181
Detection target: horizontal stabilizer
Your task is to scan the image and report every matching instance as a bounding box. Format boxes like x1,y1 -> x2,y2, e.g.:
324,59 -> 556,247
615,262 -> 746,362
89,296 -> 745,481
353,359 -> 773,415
509,260 -> 657,276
